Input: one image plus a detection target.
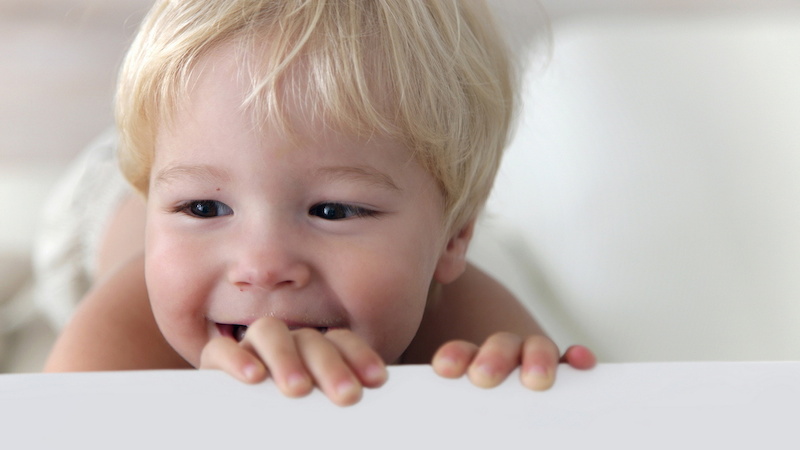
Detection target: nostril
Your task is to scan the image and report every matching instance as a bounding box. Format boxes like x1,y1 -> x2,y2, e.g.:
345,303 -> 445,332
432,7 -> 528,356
233,280 -> 253,292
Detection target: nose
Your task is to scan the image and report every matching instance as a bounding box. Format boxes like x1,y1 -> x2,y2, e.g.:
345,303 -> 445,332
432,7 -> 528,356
226,219 -> 312,291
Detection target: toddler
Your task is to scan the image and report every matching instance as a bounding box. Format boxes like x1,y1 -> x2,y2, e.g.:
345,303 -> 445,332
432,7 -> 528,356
45,0 -> 593,405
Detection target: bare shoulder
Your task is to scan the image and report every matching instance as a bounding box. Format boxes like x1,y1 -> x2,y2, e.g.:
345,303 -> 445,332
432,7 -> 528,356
44,253 -> 190,372
402,263 -> 544,363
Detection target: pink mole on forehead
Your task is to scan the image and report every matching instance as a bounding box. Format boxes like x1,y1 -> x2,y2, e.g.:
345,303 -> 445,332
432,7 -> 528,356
216,188 -> 221,191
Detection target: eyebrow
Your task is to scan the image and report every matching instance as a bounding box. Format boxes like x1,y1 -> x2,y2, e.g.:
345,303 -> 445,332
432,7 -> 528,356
153,163 -> 400,192
316,166 -> 401,192
154,164 -> 232,188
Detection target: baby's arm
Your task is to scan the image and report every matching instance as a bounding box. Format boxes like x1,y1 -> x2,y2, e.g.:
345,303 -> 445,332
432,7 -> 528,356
404,263 -> 595,389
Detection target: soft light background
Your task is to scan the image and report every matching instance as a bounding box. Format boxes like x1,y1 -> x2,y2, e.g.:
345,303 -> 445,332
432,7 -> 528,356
2,0 -> 798,372
0,0 -> 150,372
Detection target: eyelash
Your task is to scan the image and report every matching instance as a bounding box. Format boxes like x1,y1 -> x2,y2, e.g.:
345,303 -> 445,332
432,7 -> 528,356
174,200 -> 232,218
173,200 -> 378,221
308,202 -> 379,221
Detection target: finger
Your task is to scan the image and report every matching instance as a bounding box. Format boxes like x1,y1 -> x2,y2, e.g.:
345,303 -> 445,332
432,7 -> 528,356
467,332 -> 523,388
519,334 -> 560,391
293,329 -> 363,406
560,345 -> 597,370
431,340 -> 478,379
199,336 -> 268,384
243,317 -> 313,397
324,329 -> 388,388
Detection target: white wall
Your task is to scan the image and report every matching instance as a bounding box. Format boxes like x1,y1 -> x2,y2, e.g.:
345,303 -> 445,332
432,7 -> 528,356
479,7 -> 800,361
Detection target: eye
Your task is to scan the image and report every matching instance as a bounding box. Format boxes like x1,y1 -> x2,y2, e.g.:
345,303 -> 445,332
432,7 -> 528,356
309,202 -> 376,220
178,200 -> 233,218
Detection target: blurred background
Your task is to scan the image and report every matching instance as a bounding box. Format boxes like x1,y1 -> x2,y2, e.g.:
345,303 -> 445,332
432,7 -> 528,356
0,0 -> 150,372
2,0 -> 799,372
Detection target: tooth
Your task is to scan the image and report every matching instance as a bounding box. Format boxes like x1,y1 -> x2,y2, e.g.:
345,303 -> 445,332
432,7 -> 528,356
234,325 -> 248,342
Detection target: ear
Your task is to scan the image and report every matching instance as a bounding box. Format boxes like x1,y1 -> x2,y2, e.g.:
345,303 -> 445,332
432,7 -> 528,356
433,219 -> 476,284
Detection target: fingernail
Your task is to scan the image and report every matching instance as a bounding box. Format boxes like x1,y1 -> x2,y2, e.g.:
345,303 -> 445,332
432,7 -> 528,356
526,364 -> 548,377
336,379 -> 360,400
437,355 -> 458,370
365,364 -> 387,384
523,364 -> 552,390
477,363 -> 497,379
242,363 -> 259,381
469,363 -> 500,388
286,373 -> 310,392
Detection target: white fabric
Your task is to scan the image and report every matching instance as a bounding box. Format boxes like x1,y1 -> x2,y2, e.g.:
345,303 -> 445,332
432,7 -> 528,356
32,129 -> 132,329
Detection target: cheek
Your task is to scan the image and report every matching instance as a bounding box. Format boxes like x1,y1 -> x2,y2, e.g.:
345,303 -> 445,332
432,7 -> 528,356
145,219 -> 214,304
145,224 -> 213,366
337,240 -> 441,363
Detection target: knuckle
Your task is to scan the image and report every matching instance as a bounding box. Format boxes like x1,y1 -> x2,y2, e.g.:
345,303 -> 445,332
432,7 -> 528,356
324,328 -> 353,340
439,340 -> 475,358
524,335 -> 560,360
293,327 -> 324,340
490,331 -> 517,340
525,334 -> 557,350
246,316 -> 283,336
526,333 -> 552,345
486,331 -> 522,347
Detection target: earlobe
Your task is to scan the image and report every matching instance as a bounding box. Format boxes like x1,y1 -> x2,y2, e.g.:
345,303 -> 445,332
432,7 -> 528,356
433,219 -> 476,284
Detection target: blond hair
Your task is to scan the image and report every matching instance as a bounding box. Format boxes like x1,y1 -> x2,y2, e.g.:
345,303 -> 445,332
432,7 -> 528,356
116,0 -> 516,232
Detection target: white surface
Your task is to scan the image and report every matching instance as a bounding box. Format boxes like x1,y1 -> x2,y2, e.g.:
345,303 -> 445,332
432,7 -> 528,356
1,363 -> 798,449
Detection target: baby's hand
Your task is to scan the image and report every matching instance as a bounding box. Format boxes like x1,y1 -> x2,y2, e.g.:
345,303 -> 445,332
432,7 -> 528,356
199,316 -> 388,406
431,333 -> 595,390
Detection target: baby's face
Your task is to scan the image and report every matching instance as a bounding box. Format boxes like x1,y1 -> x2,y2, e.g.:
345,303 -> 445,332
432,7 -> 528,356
144,48 -> 462,365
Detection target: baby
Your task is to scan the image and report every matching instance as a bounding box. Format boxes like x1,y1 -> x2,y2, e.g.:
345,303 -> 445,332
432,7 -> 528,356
45,0 -> 593,405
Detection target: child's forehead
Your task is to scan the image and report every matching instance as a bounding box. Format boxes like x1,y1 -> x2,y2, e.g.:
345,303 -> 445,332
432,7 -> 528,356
152,61 -> 433,202
180,38 -> 410,152
157,47 -> 413,165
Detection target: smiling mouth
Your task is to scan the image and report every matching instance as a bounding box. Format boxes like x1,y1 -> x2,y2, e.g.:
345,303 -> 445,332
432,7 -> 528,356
218,323 -> 331,342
